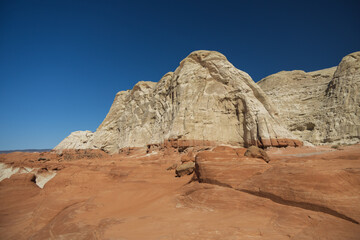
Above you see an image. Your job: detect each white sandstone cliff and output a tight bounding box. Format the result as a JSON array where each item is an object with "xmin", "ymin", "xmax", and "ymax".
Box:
[
  {"xmin": 55, "ymin": 50, "xmax": 301, "ymax": 153},
  {"xmin": 258, "ymin": 51, "xmax": 360, "ymax": 145}
]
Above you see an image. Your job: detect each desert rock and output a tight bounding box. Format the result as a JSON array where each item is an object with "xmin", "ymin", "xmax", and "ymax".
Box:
[
  {"xmin": 244, "ymin": 145, "xmax": 270, "ymax": 163},
  {"xmin": 55, "ymin": 50, "xmax": 301, "ymax": 153},
  {"xmin": 194, "ymin": 144, "xmax": 360, "ymax": 225},
  {"xmin": 195, "ymin": 146, "xmax": 269, "ymax": 188},
  {"xmin": 258, "ymin": 51, "xmax": 360, "ymax": 145},
  {"xmin": 175, "ymin": 162, "xmax": 195, "ymax": 177},
  {"xmin": 1, "ymin": 145, "xmax": 360, "ymax": 239},
  {"xmin": 54, "ymin": 130, "xmax": 93, "ymax": 150}
]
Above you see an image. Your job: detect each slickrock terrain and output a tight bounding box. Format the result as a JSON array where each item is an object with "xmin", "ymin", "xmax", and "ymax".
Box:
[
  {"xmin": 258, "ymin": 51, "xmax": 360, "ymax": 145},
  {"xmin": 1, "ymin": 145, "xmax": 360, "ymax": 239},
  {"xmin": 55, "ymin": 50, "xmax": 302, "ymax": 154},
  {"xmin": 3, "ymin": 50, "xmax": 359, "ymax": 239}
]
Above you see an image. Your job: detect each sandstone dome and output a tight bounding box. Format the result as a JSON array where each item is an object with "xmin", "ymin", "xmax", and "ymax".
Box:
[{"xmin": 55, "ymin": 50, "xmax": 302, "ymax": 153}]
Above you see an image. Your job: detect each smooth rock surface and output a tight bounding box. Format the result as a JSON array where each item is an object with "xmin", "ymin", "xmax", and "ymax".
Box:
[
  {"xmin": 195, "ymin": 144, "xmax": 360, "ymax": 225},
  {"xmin": 2, "ymin": 145, "xmax": 359, "ymax": 239}
]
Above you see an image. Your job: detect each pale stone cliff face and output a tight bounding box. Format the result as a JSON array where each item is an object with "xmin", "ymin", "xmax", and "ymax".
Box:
[
  {"xmin": 323, "ymin": 52, "xmax": 360, "ymax": 143},
  {"xmin": 258, "ymin": 51, "xmax": 360, "ymax": 145},
  {"xmin": 54, "ymin": 131, "xmax": 94, "ymax": 150},
  {"xmin": 55, "ymin": 50, "xmax": 301, "ymax": 153}
]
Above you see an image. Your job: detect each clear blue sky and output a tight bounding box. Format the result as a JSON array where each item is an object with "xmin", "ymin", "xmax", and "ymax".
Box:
[{"xmin": 0, "ymin": 0, "xmax": 359, "ymax": 150}]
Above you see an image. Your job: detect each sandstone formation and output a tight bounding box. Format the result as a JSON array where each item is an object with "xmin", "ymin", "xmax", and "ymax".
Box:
[
  {"xmin": 55, "ymin": 50, "xmax": 302, "ymax": 153},
  {"xmin": 258, "ymin": 51, "xmax": 360, "ymax": 145},
  {"xmin": 2, "ymin": 145, "xmax": 360, "ymax": 239},
  {"xmin": 194, "ymin": 144, "xmax": 360, "ymax": 225},
  {"xmin": 0, "ymin": 162, "xmax": 56, "ymax": 189},
  {"xmin": 55, "ymin": 130, "xmax": 94, "ymax": 150},
  {"xmin": 194, "ymin": 146, "xmax": 269, "ymax": 187}
]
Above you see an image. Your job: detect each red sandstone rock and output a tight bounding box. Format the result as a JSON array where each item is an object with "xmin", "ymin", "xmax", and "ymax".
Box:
[
  {"xmin": 195, "ymin": 146, "xmax": 270, "ymax": 187},
  {"xmin": 180, "ymin": 150, "xmax": 195, "ymax": 163},
  {"xmin": 0, "ymin": 145, "xmax": 359, "ymax": 239}
]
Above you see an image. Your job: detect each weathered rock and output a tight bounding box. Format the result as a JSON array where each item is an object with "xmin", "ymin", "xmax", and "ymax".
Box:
[
  {"xmin": 195, "ymin": 146, "xmax": 269, "ymax": 187},
  {"xmin": 194, "ymin": 144, "xmax": 360, "ymax": 225},
  {"xmin": 166, "ymin": 163, "xmax": 177, "ymax": 171},
  {"xmin": 175, "ymin": 162, "xmax": 195, "ymax": 177},
  {"xmin": 1, "ymin": 144, "xmax": 360, "ymax": 239},
  {"xmin": 244, "ymin": 146, "xmax": 270, "ymax": 163},
  {"xmin": 237, "ymin": 145, "xmax": 360, "ymax": 224},
  {"xmin": 180, "ymin": 150, "xmax": 195, "ymax": 163},
  {"xmin": 54, "ymin": 130, "xmax": 93, "ymax": 150},
  {"xmin": 55, "ymin": 50, "xmax": 301, "ymax": 153},
  {"xmin": 323, "ymin": 52, "xmax": 360, "ymax": 144},
  {"xmin": 33, "ymin": 169, "xmax": 57, "ymax": 189},
  {"xmin": 258, "ymin": 51, "xmax": 360, "ymax": 145}
]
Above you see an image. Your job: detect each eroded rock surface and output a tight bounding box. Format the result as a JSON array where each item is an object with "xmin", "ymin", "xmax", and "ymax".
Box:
[
  {"xmin": 54, "ymin": 130, "xmax": 94, "ymax": 150},
  {"xmin": 55, "ymin": 50, "xmax": 301, "ymax": 153},
  {"xmin": 2, "ymin": 146, "xmax": 359, "ymax": 239},
  {"xmin": 244, "ymin": 145, "xmax": 270, "ymax": 163},
  {"xmin": 194, "ymin": 144, "xmax": 360, "ymax": 226},
  {"xmin": 258, "ymin": 51, "xmax": 360, "ymax": 145}
]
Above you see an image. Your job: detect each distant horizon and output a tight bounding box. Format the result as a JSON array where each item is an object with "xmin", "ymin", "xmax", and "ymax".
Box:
[
  {"xmin": 1, "ymin": 0, "xmax": 359, "ymax": 150},
  {"xmin": 0, "ymin": 148, "xmax": 52, "ymax": 153}
]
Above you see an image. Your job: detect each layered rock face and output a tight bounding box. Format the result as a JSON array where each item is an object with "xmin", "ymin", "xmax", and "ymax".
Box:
[
  {"xmin": 55, "ymin": 50, "xmax": 301, "ymax": 153},
  {"xmin": 258, "ymin": 51, "xmax": 360, "ymax": 145},
  {"xmin": 323, "ymin": 52, "xmax": 360, "ymax": 143}
]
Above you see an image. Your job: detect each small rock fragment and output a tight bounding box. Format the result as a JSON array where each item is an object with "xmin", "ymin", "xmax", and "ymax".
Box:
[
  {"xmin": 175, "ymin": 162, "xmax": 195, "ymax": 177},
  {"xmin": 244, "ymin": 146, "xmax": 270, "ymax": 163}
]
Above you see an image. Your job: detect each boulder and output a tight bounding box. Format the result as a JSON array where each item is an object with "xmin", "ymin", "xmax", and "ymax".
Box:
[
  {"xmin": 175, "ymin": 162, "xmax": 195, "ymax": 177},
  {"xmin": 244, "ymin": 146, "xmax": 270, "ymax": 163},
  {"xmin": 180, "ymin": 150, "xmax": 195, "ymax": 163}
]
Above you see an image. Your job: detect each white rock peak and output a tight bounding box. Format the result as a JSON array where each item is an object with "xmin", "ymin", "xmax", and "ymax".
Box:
[{"xmin": 55, "ymin": 50, "xmax": 302, "ymax": 153}]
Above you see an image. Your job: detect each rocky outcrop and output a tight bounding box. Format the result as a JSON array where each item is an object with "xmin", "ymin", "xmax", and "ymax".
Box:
[
  {"xmin": 258, "ymin": 51, "xmax": 360, "ymax": 145},
  {"xmin": 54, "ymin": 130, "xmax": 94, "ymax": 150},
  {"xmin": 55, "ymin": 50, "xmax": 301, "ymax": 153},
  {"xmin": 323, "ymin": 52, "xmax": 360, "ymax": 144},
  {"xmin": 194, "ymin": 146, "xmax": 270, "ymax": 187},
  {"xmin": 194, "ymin": 145, "xmax": 360, "ymax": 225}
]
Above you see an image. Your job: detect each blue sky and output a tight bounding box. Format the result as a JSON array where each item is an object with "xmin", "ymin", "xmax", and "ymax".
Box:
[{"xmin": 0, "ymin": 0, "xmax": 359, "ymax": 150}]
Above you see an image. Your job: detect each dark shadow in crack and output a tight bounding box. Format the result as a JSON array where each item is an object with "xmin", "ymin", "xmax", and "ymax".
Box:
[{"xmin": 239, "ymin": 189, "xmax": 359, "ymax": 225}]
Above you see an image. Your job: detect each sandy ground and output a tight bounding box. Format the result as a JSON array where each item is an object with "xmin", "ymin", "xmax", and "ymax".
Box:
[{"xmin": 0, "ymin": 145, "xmax": 359, "ymax": 239}]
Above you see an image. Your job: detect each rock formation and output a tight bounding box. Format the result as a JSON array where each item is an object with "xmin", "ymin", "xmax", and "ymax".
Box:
[
  {"xmin": 258, "ymin": 51, "xmax": 360, "ymax": 145},
  {"xmin": 55, "ymin": 50, "xmax": 301, "ymax": 153},
  {"xmin": 194, "ymin": 145, "xmax": 360, "ymax": 225},
  {"xmin": 2, "ymin": 145, "xmax": 360, "ymax": 239},
  {"xmin": 54, "ymin": 130, "xmax": 94, "ymax": 150}
]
